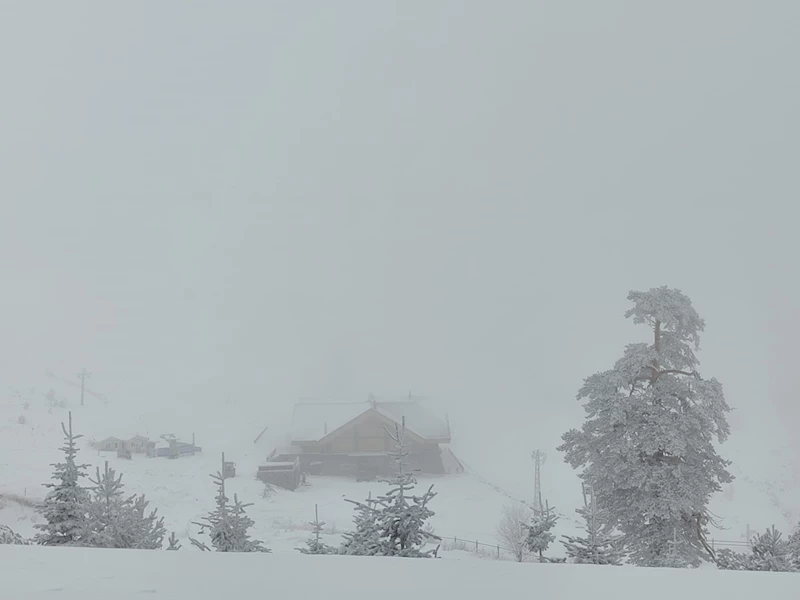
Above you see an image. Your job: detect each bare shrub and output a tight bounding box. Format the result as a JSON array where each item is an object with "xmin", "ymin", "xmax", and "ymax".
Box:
[{"xmin": 497, "ymin": 502, "xmax": 533, "ymax": 562}]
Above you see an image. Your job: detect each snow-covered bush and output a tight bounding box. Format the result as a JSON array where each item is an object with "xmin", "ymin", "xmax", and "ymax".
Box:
[
  {"xmin": 0, "ymin": 525, "xmax": 31, "ymax": 545},
  {"xmin": 496, "ymin": 503, "xmax": 532, "ymax": 562}
]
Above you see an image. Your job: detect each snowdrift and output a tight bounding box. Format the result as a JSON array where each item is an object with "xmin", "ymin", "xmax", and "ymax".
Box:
[{"xmin": 2, "ymin": 545, "xmax": 797, "ymax": 599}]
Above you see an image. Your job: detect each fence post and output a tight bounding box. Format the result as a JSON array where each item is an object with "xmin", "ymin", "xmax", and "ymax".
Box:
[
  {"xmin": 475, "ymin": 540, "xmax": 479, "ymax": 553},
  {"xmin": 497, "ymin": 544, "xmax": 500, "ymax": 559}
]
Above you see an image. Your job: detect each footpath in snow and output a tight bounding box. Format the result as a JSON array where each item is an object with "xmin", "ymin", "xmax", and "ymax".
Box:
[{"xmin": 2, "ymin": 545, "xmax": 798, "ymax": 599}]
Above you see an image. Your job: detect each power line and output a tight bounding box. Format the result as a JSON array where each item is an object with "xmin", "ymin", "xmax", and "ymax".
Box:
[
  {"xmin": 77, "ymin": 368, "xmax": 91, "ymax": 406},
  {"xmin": 531, "ymin": 450, "xmax": 547, "ymax": 516}
]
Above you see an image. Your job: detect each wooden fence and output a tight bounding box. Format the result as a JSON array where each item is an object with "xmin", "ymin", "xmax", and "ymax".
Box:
[{"xmin": 437, "ymin": 534, "xmax": 752, "ymax": 561}]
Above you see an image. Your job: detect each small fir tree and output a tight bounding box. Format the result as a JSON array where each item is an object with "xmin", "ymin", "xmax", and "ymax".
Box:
[
  {"xmin": 191, "ymin": 455, "xmax": 268, "ymax": 552},
  {"xmin": 373, "ymin": 419, "xmax": 439, "ymax": 557},
  {"xmin": 660, "ymin": 528, "xmax": 694, "ymax": 568},
  {"xmin": 561, "ymin": 484, "xmax": 623, "ymax": 565},
  {"xmin": 750, "ymin": 527, "xmax": 795, "ymax": 572},
  {"xmin": 85, "ymin": 461, "xmax": 166, "ymax": 549},
  {"xmin": 297, "ymin": 505, "xmax": 335, "ymax": 555},
  {"xmin": 524, "ymin": 505, "xmax": 558, "ymax": 562},
  {"xmin": 788, "ymin": 525, "xmax": 800, "ymax": 570},
  {"xmin": 341, "ymin": 493, "xmax": 382, "ymax": 556},
  {"xmin": 716, "ymin": 526, "xmax": 796, "ymax": 572},
  {"xmin": 35, "ymin": 412, "xmax": 91, "ymax": 546},
  {"xmin": 167, "ymin": 532, "xmax": 181, "ymax": 550},
  {"xmin": 341, "ymin": 418, "xmax": 440, "ymax": 557}
]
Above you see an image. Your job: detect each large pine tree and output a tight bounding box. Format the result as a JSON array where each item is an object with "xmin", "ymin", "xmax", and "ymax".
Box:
[
  {"xmin": 35, "ymin": 412, "xmax": 91, "ymax": 546},
  {"xmin": 558, "ymin": 287, "xmax": 733, "ymax": 567}
]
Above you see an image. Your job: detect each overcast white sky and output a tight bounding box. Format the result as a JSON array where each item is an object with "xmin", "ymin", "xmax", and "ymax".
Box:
[{"xmin": 1, "ymin": 2, "xmax": 798, "ymax": 484}]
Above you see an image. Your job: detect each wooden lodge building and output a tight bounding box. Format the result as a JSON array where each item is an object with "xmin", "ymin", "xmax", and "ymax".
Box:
[{"xmin": 265, "ymin": 396, "xmax": 463, "ymax": 481}]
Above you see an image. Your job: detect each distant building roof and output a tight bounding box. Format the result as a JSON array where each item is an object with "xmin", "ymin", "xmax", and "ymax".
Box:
[
  {"xmin": 94, "ymin": 436, "xmax": 125, "ymax": 444},
  {"xmin": 290, "ymin": 397, "xmax": 450, "ymax": 444}
]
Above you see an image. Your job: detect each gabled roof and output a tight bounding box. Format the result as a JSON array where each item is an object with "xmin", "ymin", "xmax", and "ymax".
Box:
[
  {"xmin": 290, "ymin": 398, "xmax": 450, "ymax": 444},
  {"xmin": 95, "ymin": 436, "xmax": 124, "ymax": 444}
]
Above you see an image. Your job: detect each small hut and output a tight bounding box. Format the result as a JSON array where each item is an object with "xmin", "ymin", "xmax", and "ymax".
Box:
[
  {"xmin": 93, "ymin": 437, "xmax": 125, "ymax": 452},
  {"xmin": 125, "ymin": 435, "xmax": 151, "ymax": 454}
]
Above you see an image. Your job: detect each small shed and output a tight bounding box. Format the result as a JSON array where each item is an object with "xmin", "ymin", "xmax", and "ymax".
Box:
[
  {"xmin": 125, "ymin": 435, "xmax": 151, "ymax": 454},
  {"xmin": 257, "ymin": 459, "xmax": 301, "ymax": 491}
]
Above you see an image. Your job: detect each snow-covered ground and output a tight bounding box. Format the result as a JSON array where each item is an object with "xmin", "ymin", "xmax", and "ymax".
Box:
[
  {"xmin": 3, "ymin": 544, "xmax": 798, "ymax": 599},
  {"xmin": 1, "ymin": 375, "xmax": 798, "ymax": 558}
]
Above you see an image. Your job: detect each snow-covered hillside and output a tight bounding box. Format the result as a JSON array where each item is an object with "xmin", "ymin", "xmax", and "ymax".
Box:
[
  {"xmin": 3, "ymin": 545, "xmax": 798, "ymax": 599},
  {"xmin": 1, "ymin": 375, "xmax": 798, "ymax": 557},
  {"xmin": 2, "ymin": 382, "xmax": 570, "ymax": 556}
]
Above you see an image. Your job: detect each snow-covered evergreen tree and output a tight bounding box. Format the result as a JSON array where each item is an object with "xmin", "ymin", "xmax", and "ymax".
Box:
[
  {"xmin": 35, "ymin": 412, "xmax": 91, "ymax": 546},
  {"xmin": 788, "ymin": 525, "xmax": 800, "ymax": 570},
  {"xmin": 341, "ymin": 493, "xmax": 382, "ymax": 556},
  {"xmin": 717, "ymin": 526, "xmax": 797, "ymax": 572},
  {"xmin": 561, "ymin": 484, "xmax": 623, "ymax": 565},
  {"xmin": 297, "ymin": 505, "xmax": 335, "ymax": 555},
  {"xmin": 750, "ymin": 527, "xmax": 795, "ymax": 572},
  {"xmin": 191, "ymin": 462, "xmax": 268, "ymax": 553},
  {"xmin": 524, "ymin": 507, "xmax": 558, "ymax": 562},
  {"xmin": 0, "ymin": 525, "xmax": 31, "ymax": 545},
  {"xmin": 341, "ymin": 419, "xmax": 439, "ymax": 557},
  {"xmin": 85, "ymin": 461, "xmax": 166, "ymax": 549},
  {"xmin": 167, "ymin": 532, "xmax": 181, "ymax": 550},
  {"xmin": 559, "ymin": 287, "xmax": 733, "ymax": 567},
  {"xmin": 374, "ymin": 419, "xmax": 439, "ymax": 557}
]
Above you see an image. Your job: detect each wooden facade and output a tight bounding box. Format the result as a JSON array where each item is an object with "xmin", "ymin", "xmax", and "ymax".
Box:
[{"xmin": 267, "ymin": 400, "xmax": 452, "ymax": 481}]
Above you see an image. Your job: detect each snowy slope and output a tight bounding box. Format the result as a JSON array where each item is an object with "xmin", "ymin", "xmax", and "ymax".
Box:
[
  {"xmin": 2, "ymin": 377, "xmax": 798, "ymax": 557},
  {"xmin": 1, "ymin": 388, "xmax": 564, "ymax": 556},
  {"xmin": 3, "ymin": 545, "xmax": 798, "ymax": 599}
]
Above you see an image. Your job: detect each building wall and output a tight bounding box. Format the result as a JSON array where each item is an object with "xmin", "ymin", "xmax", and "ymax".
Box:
[
  {"xmin": 97, "ymin": 439, "xmax": 124, "ymax": 451},
  {"xmin": 125, "ymin": 439, "xmax": 149, "ymax": 453},
  {"xmin": 287, "ymin": 416, "xmax": 447, "ymax": 478}
]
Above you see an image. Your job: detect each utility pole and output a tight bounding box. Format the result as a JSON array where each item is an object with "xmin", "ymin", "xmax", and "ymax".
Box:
[
  {"xmin": 531, "ymin": 450, "xmax": 547, "ymax": 516},
  {"xmin": 77, "ymin": 369, "xmax": 91, "ymax": 406}
]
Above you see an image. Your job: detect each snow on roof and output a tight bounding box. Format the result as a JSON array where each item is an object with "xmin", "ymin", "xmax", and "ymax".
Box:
[
  {"xmin": 291, "ymin": 401, "xmax": 369, "ymax": 442},
  {"xmin": 290, "ymin": 398, "xmax": 450, "ymax": 443},
  {"xmin": 375, "ymin": 400, "xmax": 450, "ymax": 441}
]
